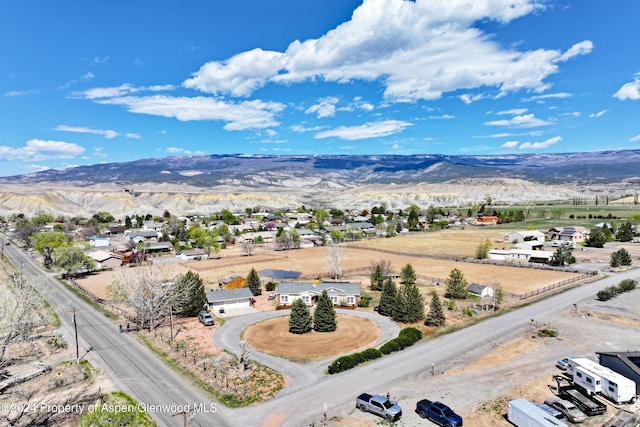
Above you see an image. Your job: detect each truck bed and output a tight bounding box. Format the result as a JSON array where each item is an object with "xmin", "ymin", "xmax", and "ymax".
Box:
[{"xmin": 560, "ymin": 387, "xmax": 606, "ymax": 416}]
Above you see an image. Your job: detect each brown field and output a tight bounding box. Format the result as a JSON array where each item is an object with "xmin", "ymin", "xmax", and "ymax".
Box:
[{"xmin": 78, "ymin": 228, "xmax": 581, "ymax": 301}]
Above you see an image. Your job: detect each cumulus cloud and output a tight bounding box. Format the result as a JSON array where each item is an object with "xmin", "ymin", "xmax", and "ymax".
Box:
[
  {"xmin": 500, "ymin": 140, "xmax": 519, "ymax": 148},
  {"xmin": 631, "ymin": 134, "xmax": 640, "ymax": 142},
  {"xmin": 0, "ymin": 139, "xmax": 85, "ymax": 161},
  {"xmin": 315, "ymin": 119, "xmax": 411, "ymax": 140},
  {"xmin": 305, "ymin": 97, "xmax": 340, "ymax": 118},
  {"xmin": 55, "ymin": 125, "xmax": 119, "ymax": 139},
  {"xmin": 95, "ymin": 95, "xmax": 284, "ymax": 131},
  {"xmin": 182, "ymin": 0, "xmax": 590, "ymax": 102},
  {"xmin": 614, "ymin": 79, "xmax": 640, "ymax": 100},
  {"xmin": 485, "ymin": 113, "xmax": 551, "ymax": 128}
]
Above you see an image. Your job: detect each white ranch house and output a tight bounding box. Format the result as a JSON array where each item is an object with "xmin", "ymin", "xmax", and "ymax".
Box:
[
  {"xmin": 276, "ymin": 281, "xmax": 361, "ymax": 307},
  {"xmin": 206, "ymin": 288, "xmax": 254, "ymax": 314}
]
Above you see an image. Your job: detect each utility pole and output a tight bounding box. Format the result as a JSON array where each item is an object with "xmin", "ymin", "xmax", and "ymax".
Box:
[{"xmin": 71, "ymin": 307, "xmax": 79, "ymax": 363}]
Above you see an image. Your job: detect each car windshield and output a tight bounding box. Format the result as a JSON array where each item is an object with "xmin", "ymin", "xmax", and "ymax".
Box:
[{"xmin": 383, "ymin": 400, "xmax": 394, "ymax": 409}]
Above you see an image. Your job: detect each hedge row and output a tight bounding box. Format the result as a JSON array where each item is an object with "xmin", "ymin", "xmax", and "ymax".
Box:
[
  {"xmin": 597, "ymin": 279, "xmax": 637, "ymax": 301},
  {"xmin": 380, "ymin": 327, "xmax": 422, "ymax": 355},
  {"xmin": 327, "ymin": 327, "xmax": 422, "ymax": 374}
]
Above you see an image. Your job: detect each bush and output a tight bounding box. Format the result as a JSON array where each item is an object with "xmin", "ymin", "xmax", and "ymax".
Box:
[
  {"xmin": 399, "ymin": 327, "xmax": 422, "ymax": 344},
  {"xmin": 328, "ymin": 348, "xmax": 383, "ymax": 374},
  {"xmin": 265, "ymin": 282, "xmax": 277, "ymax": 292}
]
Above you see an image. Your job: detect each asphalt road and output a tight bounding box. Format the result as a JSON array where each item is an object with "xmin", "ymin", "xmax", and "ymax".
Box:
[
  {"xmin": 5, "ymin": 239, "xmax": 638, "ymax": 427},
  {"xmin": 2, "ymin": 243, "xmax": 231, "ymax": 427}
]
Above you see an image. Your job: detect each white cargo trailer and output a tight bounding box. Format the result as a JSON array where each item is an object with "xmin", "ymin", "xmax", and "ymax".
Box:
[
  {"xmin": 567, "ymin": 357, "xmax": 636, "ymax": 403},
  {"xmin": 507, "ymin": 399, "xmax": 568, "ymax": 427}
]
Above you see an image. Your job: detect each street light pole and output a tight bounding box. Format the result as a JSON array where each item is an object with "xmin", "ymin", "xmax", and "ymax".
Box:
[{"xmin": 72, "ymin": 307, "xmax": 79, "ymax": 363}]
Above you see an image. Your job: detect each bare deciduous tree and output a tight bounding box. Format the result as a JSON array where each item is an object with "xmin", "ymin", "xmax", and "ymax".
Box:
[
  {"xmin": 241, "ymin": 241, "xmax": 255, "ymax": 257},
  {"xmin": 0, "ymin": 276, "xmax": 51, "ymax": 367},
  {"xmin": 108, "ymin": 264, "xmax": 176, "ymax": 331},
  {"xmin": 326, "ymin": 242, "xmax": 343, "ymax": 280}
]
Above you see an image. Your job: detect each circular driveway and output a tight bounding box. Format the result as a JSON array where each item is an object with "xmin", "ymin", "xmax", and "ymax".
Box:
[{"xmin": 213, "ymin": 308, "xmax": 401, "ymax": 395}]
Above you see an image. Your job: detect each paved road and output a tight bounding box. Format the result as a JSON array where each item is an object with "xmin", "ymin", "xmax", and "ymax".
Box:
[
  {"xmin": 7, "ymin": 238, "xmax": 638, "ymax": 427},
  {"xmin": 3, "ymin": 243, "xmax": 231, "ymax": 427}
]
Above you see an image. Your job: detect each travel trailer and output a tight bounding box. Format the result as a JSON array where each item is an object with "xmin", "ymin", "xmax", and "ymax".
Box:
[{"xmin": 567, "ymin": 357, "xmax": 636, "ymax": 403}]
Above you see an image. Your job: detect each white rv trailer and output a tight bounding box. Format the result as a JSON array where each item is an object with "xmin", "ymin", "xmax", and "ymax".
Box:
[
  {"xmin": 508, "ymin": 399, "xmax": 568, "ymax": 427},
  {"xmin": 567, "ymin": 357, "xmax": 636, "ymax": 403}
]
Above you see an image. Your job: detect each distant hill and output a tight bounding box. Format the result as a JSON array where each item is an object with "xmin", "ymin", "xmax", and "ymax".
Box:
[{"xmin": 0, "ymin": 150, "xmax": 638, "ymax": 218}]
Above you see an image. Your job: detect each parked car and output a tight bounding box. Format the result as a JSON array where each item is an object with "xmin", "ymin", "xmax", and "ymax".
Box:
[
  {"xmin": 556, "ymin": 357, "xmax": 572, "ymax": 370},
  {"xmin": 544, "ymin": 398, "xmax": 585, "ymax": 423},
  {"xmin": 198, "ymin": 311, "xmax": 215, "ymax": 326}
]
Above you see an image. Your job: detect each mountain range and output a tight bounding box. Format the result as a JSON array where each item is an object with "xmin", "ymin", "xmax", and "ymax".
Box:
[{"xmin": 1, "ymin": 150, "xmax": 637, "ymax": 218}]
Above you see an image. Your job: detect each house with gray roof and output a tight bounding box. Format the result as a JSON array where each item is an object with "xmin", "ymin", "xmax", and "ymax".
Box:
[
  {"xmin": 206, "ymin": 288, "xmax": 254, "ymax": 314},
  {"xmin": 276, "ymin": 281, "xmax": 360, "ymax": 308}
]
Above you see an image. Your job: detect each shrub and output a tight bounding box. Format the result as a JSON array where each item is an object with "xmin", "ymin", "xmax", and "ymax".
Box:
[{"xmin": 265, "ymin": 282, "xmax": 277, "ymax": 292}]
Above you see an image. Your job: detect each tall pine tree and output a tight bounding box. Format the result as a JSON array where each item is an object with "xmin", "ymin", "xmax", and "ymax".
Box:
[
  {"xmin": 370, "ymin": 264, "xmax": 385, "ymax": 291},
  {"xmin": 313, "ymin": 290, "xmax": 337, "ymax": 332},
  {"xmin": 425, "ymin": 291, "xmax": 445, "ymax": 326},
  {"xmin": 289, "ymin": 298, "xmax": 312, "ymax": 334},
  {"xmin": 378, "ymin": 278, "xmax": 397, "ymax": 317},
  {"xmin": 246, "ymin": 267, "xmax": 262, "ymax": 296},
  {"xmin": 400, "ymin": 263, "xmax": 417, "ymax": 285},
  {"xmin": 404, "ymin": 282, "xmax": 425, "ymax": 322},
  {"xmin": 446, "ymin": 268, "xmax": 468, "ymax": 299}
]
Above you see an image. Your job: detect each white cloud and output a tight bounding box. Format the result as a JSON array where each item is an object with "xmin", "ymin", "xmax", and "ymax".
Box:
[
  {"xmin": 459, "ymin": 93, "xmax": 486, "ymax": 104},
  {"xmin": 126, "ymin": 133, "xmax": 141, "ymax": 139},
  {"xmin": 0, "ymin": 139, "xmax": 85, "ymax": 161},
  {"xmin": 500, "ymin": 140, "xmax": 519, "ymax": 148},
  {"xmin": 518, "ymin": 136, "xmax": 561, "ymax": 149},
  {"xmin": 485, "ymin": 113, "xmax": 551, "ymax": 128},
  {"xmin": 182, "ymin": 0, "xmax": 589, "ymax": 103},
  {"xmin": 429, "ymin": 114, "xmax": 455, "ymax": 120},
  {"xmin": 55, "ymin": 125, "xmax": 119, "ymax": 139},
  {"xmin": 79, "ymin": 84, "xmax": 175, "ymax": 100},
  {"xmin": 589, "ymin": 110, "xmax": 607, "ymax": 118},
  {"xmin": 525, "ymin": 92, "xmax": 572, "ymax": 101},
  {"xmin": 614, "ymin": 79, "xmax": 640, "ymax": 100},
  {"xmin": 631, "ymin": 134, "xmax": 640, "ymax": 142},
  {"xmin": 4, "ymin": 89, "xmax": 39, "ymax": 97},
  {"xmin": 290, "ymin": 124, "xmax": 325, "ymax": 133},
  {"xmin": 305, "ymin": 97, "xmax": 340, "ymax": 118},
  {"xmin": 315, "ymin": 119, "xmax": 411, "ymax": 140},
  {"xmin": 497, "ymin": 108, "xmax": 528, "ymax": 115},
  {"xmin": 95, "ymin": 95, "xmax": 284, "ymax": 131}
]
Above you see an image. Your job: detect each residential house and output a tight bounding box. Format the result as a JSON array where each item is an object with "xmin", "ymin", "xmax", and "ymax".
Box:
[
  {"xmin": 126, "ymin": 230, "xmax": 159, "ymax": 244},
  {"xmin": 175, "ymin": 248, "xmax": 208, "ymax": 260},
  {"xmin": 475, "ymin": 215, "xmax": 499, "ymax": 225},
  {"xmin": 206, "ymin": 288, "xmax": 254, "ymax": 314},
  {"xmin": 88, "ymin": 250, "xmax": 123, "ymax": 269},
  {"xmin": 547, "ymin": 226, "xmax": 589, "ymax": 243},
  {"xmin": 143, "ymin": 221, "xmax": 164, "ymax": 231},
  {"xmin": 275, "ymin": 281, "xmax": 361, "ymax": 308},
  {"xmin": 236, "ymin": 231, "xmax": 275, "ymax": 244},
  {"xmin": 141, "ymin": 241, "xmax": 173, "ymax": 254}
]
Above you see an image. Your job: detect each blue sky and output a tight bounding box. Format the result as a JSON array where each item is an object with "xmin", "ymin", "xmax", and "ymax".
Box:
[{"xmin": 1, "ymin": 0, "xmax": 640, "ymax": 177}]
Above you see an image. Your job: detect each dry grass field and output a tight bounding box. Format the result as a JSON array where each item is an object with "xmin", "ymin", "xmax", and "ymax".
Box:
[{"xmin": 78, "ymin": 228, "xmax": 582, "ymax": 301}]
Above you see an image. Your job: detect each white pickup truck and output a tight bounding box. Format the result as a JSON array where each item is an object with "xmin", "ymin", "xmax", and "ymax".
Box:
[{"xmin": 356, "ymin": 393, "xmax": 402, "ymax": 422}]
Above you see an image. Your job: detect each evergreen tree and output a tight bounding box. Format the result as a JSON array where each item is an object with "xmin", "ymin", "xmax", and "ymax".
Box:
[
  {"xmin": 446, "ymin": 268, "xmax": 468, "ymax": 299},
  {"xmin": 396, "ymin": 282, "xmax": 424, "ymax": 323},
  {"xmin": 392, "ymin": 288, "xmax": 408, "ymax": 322},
  {"xmin": 370, "ymin": 264, "xmax": 385, "ymax": 291},
  {"xmin": 173, "ymin": 270, "xmax": 207, "ymax": 317},
  {"xmin": 424, "ymin": 291, "xmax": 445, "ymax": 326},
  {"xmin": 616, "ymin": 221, "xmax": 634, "ymax": 242},
  {"xmin": 585, "ymin": 228, "xmax": 608, "ymax": 248},
  {"xmin": 313, "ymin": 290, "xmax": 337, "ymax": 332},
  {"xmin": 378, "ymin": 278, "xmax": 397, "ymax": 317},
  {"xmin": 289, "ymin": 298, "xmax": 312, "ymax": 334},
  {"xmin": 549, "ymin": 245, "xmax": 576, "ymax": 266},
  {"xmin": 246, "ymin": 267, "xmax": 262, "ymax": 296},
  {"xmin": 611, "ymin": 248, "xmax": 633, "ymax": 267},
  {"xmin": 400, "ymin": 263, "xmax": 417, "ymax": 285}
]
